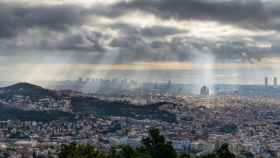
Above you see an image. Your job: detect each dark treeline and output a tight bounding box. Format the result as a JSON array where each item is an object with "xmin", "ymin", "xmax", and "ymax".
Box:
[{"xmin": 55, "ymin": 128, "xmax": 236, "ymax": 158}]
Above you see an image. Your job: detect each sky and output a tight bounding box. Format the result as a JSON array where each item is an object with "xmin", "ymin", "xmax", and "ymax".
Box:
[{"xmin": 0, "ymin": 0, "xmax": 280, "ymax": 85}]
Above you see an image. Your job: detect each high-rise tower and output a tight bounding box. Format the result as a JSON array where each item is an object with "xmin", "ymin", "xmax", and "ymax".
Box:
[
  {"xmin": 265, "ymin": 77, "xmax": 269, "ymax": 86},
  {"xmin": 200, "ymin": 86, "xmax": 210, "ymax": 96},
  {"xmin": 274, "ymin": 77, "xmax": 278, "ymax": 87}
]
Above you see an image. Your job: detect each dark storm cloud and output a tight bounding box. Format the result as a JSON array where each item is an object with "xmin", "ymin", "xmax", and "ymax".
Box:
[
  {"xmin": 0, "ymin": 30, "xmax": 109, "ymax": 54},
  {"xmin": 108, "ymin": 23, "xmax": 187, "ymax": 37},
  {"xmin": 0, "ymin": 0, "xmax": 276, "ymax": 64},
  {"xmin": 55, "ymin": 31, "xmax": 107, "ymax": 52},
  {"xmin": 109, "ymin": 34, "xmax": 271, "ymax": 63},
  {"xmin": 0, "ymin": 2, "xmax": 86, "ymax": 38},
  {"xmin": 114, "ymin": 0, "xmax": 280, "ymax": 31},
  {"xmin": 0, "ymin": 0, "xmax": 112, "ymax": 53},
  {"xmin": 0, "ymin": 31, "xmax": 271, "ymax": 64}
]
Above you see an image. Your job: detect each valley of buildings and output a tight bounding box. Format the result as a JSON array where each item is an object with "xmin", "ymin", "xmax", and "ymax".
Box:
[{"xmin": 0, "ymin": 77, "xmax": 279, "ymax": 158}]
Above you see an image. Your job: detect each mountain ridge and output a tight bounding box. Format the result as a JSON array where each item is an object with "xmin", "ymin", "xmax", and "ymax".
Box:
[{"xmin": 0, "ymin": 82, "xmax": 58, "ymax": 101}]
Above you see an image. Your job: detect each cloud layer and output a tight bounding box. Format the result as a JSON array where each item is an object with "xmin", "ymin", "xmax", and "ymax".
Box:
[
  {"xmin": 0, "ymin": 0, "xmax": 279, "ymax": 65},
  {"xmin": 115, "ymin": 0, "xmax": 280, "ymax": 31}
]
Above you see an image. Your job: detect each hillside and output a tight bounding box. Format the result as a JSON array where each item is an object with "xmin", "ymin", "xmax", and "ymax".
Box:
[
  {"xmin": 71, "ymin": 96, "xmax": 177, "ymax": 122},
  {"xmin": 0, "ymin": 83, "xmax": 177, "ymax": 122},
  {"xmin": 0, "ymin": 82, "xmax": 58, "ymax": 101},
  {"xmin": 0, "ymin": 103, "xmax": 73, "ymax": 122}
]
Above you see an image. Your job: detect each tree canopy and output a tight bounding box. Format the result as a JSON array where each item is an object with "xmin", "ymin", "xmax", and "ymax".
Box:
[{"xmin": 57, "ymin": 128, "xmax": 236, "ymax": 158}]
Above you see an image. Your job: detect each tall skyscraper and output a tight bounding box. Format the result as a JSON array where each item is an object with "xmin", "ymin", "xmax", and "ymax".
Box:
[
  {"xmin": 265, "ymin": 77, "xmax": 269, "ymax": 86},
  {"xmin": 200, "ymin": 86, "xmax": 210, "ymax": 96},
  {"xmin": 274, "ymin": 77, "xmax": 278, "ymax": 87}
]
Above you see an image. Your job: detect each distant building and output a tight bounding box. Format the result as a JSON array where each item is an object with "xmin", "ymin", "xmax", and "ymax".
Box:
[
  {"xmin": 265, "ymin": 77, "xmax": 269, "ymax": 86},
  {"xmin": 167, "ymin": 80, "xmax": 172, "ymax": 88},
  {"xmin": 274, "ymin": 77, "xmax": 278, "ymax": 87},
  {"xmin": 200, "ymin": 86, "xmax": 210, "ymax": 96},
  {"xmin": 78, "ymin": 77, "xmax": 83, "ymax": 83}
]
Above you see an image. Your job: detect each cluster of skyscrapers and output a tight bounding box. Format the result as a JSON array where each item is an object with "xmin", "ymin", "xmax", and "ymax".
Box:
[{"xmin": 265, "ymin": 77, "xmax": 278, "ymax": 87}]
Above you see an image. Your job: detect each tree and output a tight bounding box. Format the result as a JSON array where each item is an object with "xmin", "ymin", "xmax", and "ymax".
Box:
[
  {"xmin": 111, "ymin": 145, "xmax": 138, "ymax": 158},
  {"xmin": 109, "ymin": 145, "xmax": 153, "ymax": 158},
  {"xmin": 58, "ymin": 143, "xmax": 106, "ymax": 158},
  {"xmin": 216, "ymin": 144, "xmax": 235, "ymax": 158},
  {"xmin": 179, "ymin": 153, "xmax": 192, "ymax": 158},
  {"xmin": 200, "ymin": 153, "xmax": 219, "ymax": 158},
  {"xmin": 198, "ymin": 144, "xmax": 235, "ymax": 158},
  {"xmin": 239, "ymin": 150, "xmax": 254, "ymax": 158},
  {"xmin": 55, "ymin": 129, "xmax": 239, "ymax": 158},
  {"xmin": 140, "ymin": 128, "xmax": 177, "ymax": 158}
]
